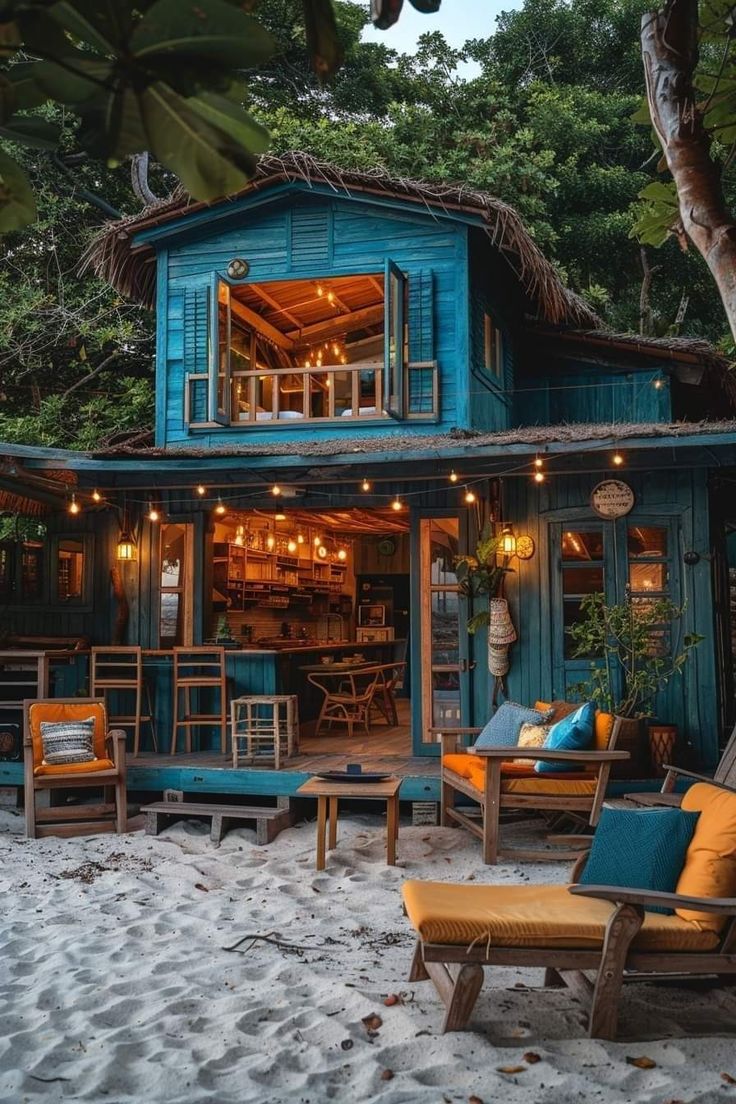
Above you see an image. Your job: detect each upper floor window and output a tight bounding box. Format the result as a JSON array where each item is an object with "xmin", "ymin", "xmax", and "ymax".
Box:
[
  {"xmin": 185, "ymin": 267, "xmax": 437, "ymax": 428},
  {"xmin": 483, "ymin": 312, "xmax": 504, "ymax": 380}
]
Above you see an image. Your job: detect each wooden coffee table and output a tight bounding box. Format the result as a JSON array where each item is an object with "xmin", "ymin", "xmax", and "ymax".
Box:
[{"xmin": 296, "ymin": 776, "xmax": 401, "ymax": 870}]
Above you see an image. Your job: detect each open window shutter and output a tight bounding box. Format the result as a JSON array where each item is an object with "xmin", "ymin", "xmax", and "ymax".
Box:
[
  {"xmin": 408, "ymin": 269, "xmax": 434, "ymax": 362},
  {"xmin": 384, "ymin": 259, "xmax": 406, "ymax": 420},
  {"xmin": 183, "ymin": 285, "xmax": 211, "ymax": 424},
  {"xmin": 207, "ymin": 277, "xmax": 229, "ymax": 426}
]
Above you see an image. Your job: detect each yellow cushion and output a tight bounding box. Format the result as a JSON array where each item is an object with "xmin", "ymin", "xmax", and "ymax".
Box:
[
  {"xmin": 34, "ymin": 757, "xmax": 115, "ymax": 777},
  {"xmin": 675, "ymin": 782, "xmax": 736, "ymax": 933},
  {"xmin": 28, "ymin": 701, "xmax": 108, "ymax": 765},
  {"xmin": 513, "ymin": 722, "xmax": 550, "ymax": 766},
  {"xmin": 402, "ymin": 881, "xmax": 718, "ymax": 953},
  {"xmin": 501, "ymin": 775, "xmax": 597, "ymax": 796}
]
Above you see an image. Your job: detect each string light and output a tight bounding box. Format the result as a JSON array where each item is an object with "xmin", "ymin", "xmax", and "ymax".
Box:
[
  {"xmin": 449, "ymin": 470, "xmax": 458, "ymax": 483},
  {"xmin": 392, "ymin": 496, "xmax": 403, "ymax": 511},
  {"xmin": 297, "ymin": 533, "xmax": 305, "ymax": 544},
  {"xmin": 534, "ymin": 457, "xmax": 544, "ymax": 470},
  {"xmin": 287, "ymin": 539, "xmax": 298, "ymax": 553},
  {"xmin": 196, "ymin": 484, "xmax": 206, "ymax": 496},
  {"xmin": 464, "ymin": 488, "xmax": 477, "ymax": 505},
  {"xmin": 214, "ymin": 497, "xmax": 226, "ymax": 515},
  {"xmin": 612, "ymin": 451, "xmax": 624, "ymax": 467},
  {"xmin": 68, "ymin": 493, "xmax": 80, "ymax": 515},
  {"xmin": 653, "ymin": 377, "xmax": 664, "ymax": 390},
  {"xmin": 234, "ymin": 526, "xmax": 245, "ymax": 548},
  {"xmin": 91, "ymin": 488, "xmax": 102, "ymax": 503},
  {"xmin": 533, "ymin": 470, "xmax": 545, "ymax": 484},
  {"xmin": 274, "ymin": 513, "xmax": 286, "ymax": 521},
  {"xmin": 361, "ymin": 478, "xmax": 371, "ymax": 492},
  {"xmin": 314, "ymin": 535, "xmax": 322, "ymax": 546},
  {"xmin": 316, "ymin": 284, "xmax": 324, "ymax": 297},
  {"xmin": 271, "ymin": 484, "xmax": 281, "ymax": 496},
  {"xmin": 337, "ymin": 548, "xmax": 348, "ymax": 562},
  {"xmin": 147, "ymin": 501, "xmax": 160, "ymax": 522}
]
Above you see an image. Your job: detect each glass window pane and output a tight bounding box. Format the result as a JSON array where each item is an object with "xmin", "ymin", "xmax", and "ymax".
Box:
[
  {"xmin": 563, "ymin": 599, "xmax": 601, "ymax": 658},
  {"xmin": 57, "ymin": 539, "xmax": 84, "ymax": 600},
  {"xmin": 562, "ymin": 530, "xmax": 604, "ymax": 561},
  {"xmin": 160, "ymin": 593, "xmax": 181, "ymax": 649},
  {"xmin": 0, "ymin": 544, "xmax": 12, "ymax": 600},
  {"xmin": 431, "ymin": 670, "xmax": 460, "ymax": 727},
  {"xmin": 21, "ymin": 544, "xmax": 43, "ymax": 601},
  {"xmin": 629, "ymin": 562, "xmax": 668, "ymax": 593},
  {"xmin": 161, "ymin": 525, "xmax": 185, "ymax": 588},
  {"xmin": 628, "ymin": 525, "xmax": 667, "ymax": 558},
  {"xmin": 562, "ymin": 566, "xmax": 604, "ymax": 595},
  {"xmin": 429, "ymin": 519, "xmax": 459, "ymax": 583}
]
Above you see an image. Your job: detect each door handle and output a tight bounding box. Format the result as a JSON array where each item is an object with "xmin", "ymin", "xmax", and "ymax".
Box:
[{"xmin": 459, "ymin": 659, "xmax": 477, "ymax": 672}]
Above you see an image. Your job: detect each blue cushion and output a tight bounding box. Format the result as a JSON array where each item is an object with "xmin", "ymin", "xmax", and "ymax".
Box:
[
  {"xmin": 474, "ymin": 702, "xmax": 550, "ymax": 749},
  {"xmin": 535, "ymin": 701, "xmax": 596, "ymax": 773},
  {"xmin": 578, "ymin": 806, "xmax": 700, "ymax": 914}
]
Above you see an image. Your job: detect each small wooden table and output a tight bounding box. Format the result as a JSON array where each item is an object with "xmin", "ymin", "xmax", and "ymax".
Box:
[{"xmin": 296, "ymin": 776, "xmax": 401, "ymax": 870}]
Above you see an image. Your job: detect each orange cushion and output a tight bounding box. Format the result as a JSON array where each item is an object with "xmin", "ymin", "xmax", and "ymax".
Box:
[
  {"xmin": 675, "ymin": 782, "xmax": 736, "ymax": 932},
  {"xmin": 34, "ymin": 757, "xmax": 115, "ymax": 777},
  {"xmin": 28, "ymin": 701, "xmax": 108, "ymax": 765}
]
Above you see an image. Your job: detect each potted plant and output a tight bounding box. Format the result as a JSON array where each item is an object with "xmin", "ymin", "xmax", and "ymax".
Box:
[
  {"xmin": 455, "ymin": 523, "xmax": 515, "ymax": 676},
  {"xmin": 568, "ymin": 590, "xmax": 702, "ymax": 774}
]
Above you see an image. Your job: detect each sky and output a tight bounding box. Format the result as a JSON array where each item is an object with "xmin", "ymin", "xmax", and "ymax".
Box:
[{"xmin": 360, "ymin": 0, "xmax": 521, "ymax": 54}]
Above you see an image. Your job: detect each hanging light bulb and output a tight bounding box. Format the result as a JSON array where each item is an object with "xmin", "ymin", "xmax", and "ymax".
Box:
[
  {"xmin": 196, "ymin": 484, "xmax": 206, "ymax": 496},
  {"xmin": 327, "ymin": 291, "xmax": 335, "ymax": 304},
  {"xmin": 214, "ymin": 497, "xmax": 226, "ymax": 515},
  {"xmin": 91, "ymin": 488, "xmax": 102, "ymax": 503},
  {"xmin": 314, "ymin": 535, "xmax": 322, "ymax": 546},
  {"xmin": 654, "ymin": 377, "xmax": 664, "ymax": 390},
  {"xmin": 392, "ymin": 496, "xmax": 402, "ymax": 512},
  {"xmin": 287, "ymin": 538, "xmax": 298, "ymax": 553},
  {"xmin": 297, "ymin": 533, "xmax": 305, "ymax": 544},
  {"xmin": 271, "ymin": 484, "xmax": 281, "ymax": 496},
  {"xmin": 449, "ymin": 470, "xmax": 458, "ymax": 483},
  {"xmin": 464, "ymin": 488, "xmax": 477, "ymax": 505},
  {"xmin": 266, "ymin": 533, "xmax": 275, "ymax": 551},
  {"xmin": 316, "ymin": 284, "xmax": 324, "ymax": 297},
  {"xmin": 234, "ymin": 526, "xmax": 244, "ymax": 547},
  {"xmin": 533, "ymin": 470, "xmax": 545, "ymax": 484},
  {"xmin": 147, "ymin": 501, "xmax": 160, "ymax": 522},
  {"xmin": 612, "ymin": 451, "xmax": 624, "ymax": 467},
  {"xmin": 68, "ymin": 493, "xmax": 80, "ymax": 515},
  {"xmin": 337, "ymin": 548, "xmax": 348, "ymax": 562},
  {"xmin": 274, "ymin": 513, "xmax": 286, "ymax": 521},
  {"xmin": 534, "ymin": 456, "xmax": 544, "ymax": 470},
  {"xmin": 361, "ymin": 478, "xmax": 371, "ymax": 492}
]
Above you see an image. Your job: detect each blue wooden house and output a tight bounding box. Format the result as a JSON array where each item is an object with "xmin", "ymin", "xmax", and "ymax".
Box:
[{"xmin": 2, "ymin": 153, "xmax": 736, "ymax": 799}]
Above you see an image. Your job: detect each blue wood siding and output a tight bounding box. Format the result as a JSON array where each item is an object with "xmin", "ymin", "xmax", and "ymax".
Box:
[
  {"xmin": 467, "ymin": 230, "xmax": 519, "ymax": 432},
  {"xmin": 515, "ymin": 357, "xmax": 673, "ymax": 426},
  {"xmin": 157, "ymin": 193, "xmax": 468, "ymax": 447}
]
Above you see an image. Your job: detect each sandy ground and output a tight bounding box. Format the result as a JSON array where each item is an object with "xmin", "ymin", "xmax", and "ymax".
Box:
[{"xmin": 2, "ymin": 806, "xmax": 736, "ymax": 1104}]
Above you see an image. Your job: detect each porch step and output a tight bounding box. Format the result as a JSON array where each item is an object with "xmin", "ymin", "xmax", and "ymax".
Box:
[{"xmin": 141, "ymin": 800, "xmax": 292, "ymax": 846}]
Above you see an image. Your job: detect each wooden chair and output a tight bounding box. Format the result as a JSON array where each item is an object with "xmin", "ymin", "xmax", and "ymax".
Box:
[
  {"xmin": 91, "ymin": 646, "xmax": 156, "ymax": 756},
  {"xmin": 307, "ymin": 665, "xmax": 383, "ymax": 739},
  {"xmin": 438, "ymin": 707, "xmax": 628, "ymax": 864},
  {"xmin": 403, "ymin": 781, "xmax": 736, "ymax": 1039},
  {"xmin": 370, "ymin": 661, "xmax": 406, "ymax": 727},
  {"xmin": 171, "ymin": 647, "xmax": 228, "ymax": 755},
  {"xmin": 24, "ymin": 698, "xmax": 127, "ymax": 838},
  {"xmin": 625, "ymin": 721, "xmax": 736, "ymax": 808}
]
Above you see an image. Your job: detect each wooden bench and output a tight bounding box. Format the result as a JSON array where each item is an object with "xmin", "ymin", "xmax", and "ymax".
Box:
[{"xmin": 141, "ymin": 800, "xmax": 292, "ymax": 846}]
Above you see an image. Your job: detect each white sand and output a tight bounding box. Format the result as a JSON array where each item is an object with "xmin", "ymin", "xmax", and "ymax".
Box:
[{"xmin": 1, "ymin": 807, "xmax": 735, "ymax": 1104}]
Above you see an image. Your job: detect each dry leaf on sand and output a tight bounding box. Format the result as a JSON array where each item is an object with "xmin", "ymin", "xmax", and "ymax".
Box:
[
  {"xmin": 721, "ymin": 1073, "xmax": 736, "ymax": 1084},
  {"xmin": 361, "ymin": 1013, "xmax": 383, "ymax": 1032},
  {"xmin": 626, "ymin": 1056, "xmax": 657, "ymax": 1069},
  {"xmin": 497, "ymin": 1065, "xmax": 526, "ymax": 1075},
  {"xmin": 523, "ymin": 1052, "xmax": 541, "ymax": 1064}
]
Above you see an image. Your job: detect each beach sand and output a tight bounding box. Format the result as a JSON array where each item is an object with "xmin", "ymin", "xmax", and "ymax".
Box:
[{"xmin": 2, "ymin": 806, "xmax": 735, "ymax": 1103}]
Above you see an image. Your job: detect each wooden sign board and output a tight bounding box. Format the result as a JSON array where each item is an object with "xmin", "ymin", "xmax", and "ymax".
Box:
[{"xmin": 590, "ymin": 479, "xmax": 635, "ymax": 519}]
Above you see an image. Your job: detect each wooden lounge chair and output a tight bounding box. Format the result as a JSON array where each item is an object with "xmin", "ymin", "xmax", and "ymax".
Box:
[
  {"xmin": 439, "ymin": 705, "xmax": 627, "ymax": 864},
  {"xmin": 625, "ymin": 721, "xmax": 736, "ymax": 808},
  {"xmin": 403, "ymin": 781, "xmax": 736, "ymax": 1039},
  {"xmin": 24, "ymin": 698, "xmax": 127, "ymax": 838}
]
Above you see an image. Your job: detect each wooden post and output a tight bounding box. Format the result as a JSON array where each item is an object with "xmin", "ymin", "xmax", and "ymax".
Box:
[
  {"xmin": 316, "ymin": 795, "xmax": 327, "ymax": 871},
  {"xmin": 589, "ymin": 902, "xmax": 643, "ymax": 1038},
  {"xmin": 482, "ymin": 757, "xmax": 502, "ymax": 864}
]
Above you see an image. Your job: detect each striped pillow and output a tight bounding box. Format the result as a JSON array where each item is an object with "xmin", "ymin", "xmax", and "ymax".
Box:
[{"xmin": 40, "ymin": 718, "xmax": 96, "ymax": 765}]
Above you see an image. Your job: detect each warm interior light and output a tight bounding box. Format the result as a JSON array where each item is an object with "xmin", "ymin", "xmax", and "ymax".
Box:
[
  {"xmin": 317, "ymin": 544, "xmax": 328, "ymax": 558},
  {"xmin": 533, "ymin": 471, "xmax": 545, "ymax": 484},
  {"xmin": 449, "ymin": 470, "xmax": 458, "ymax": 483},
  {"xmin": 196, "ymin": 484, "xmax": 206, "ymax": 496},
  {"xmin": 234, "ymin": 525, "xmax": 245, "ymax": 547},
  {"xmin": 274, "ymin": 513, "xmax": 286, "ymax": 521},
  {"xmin": 116, "ymin": 531, "xmax": 137, "ymax": 562},
  {"xmin": 464, "ymin": 488, "xmax": 477, "ymax": 505},
  {"xmin": 214, "ymin": 497, "xmax": 226, "ymax": 515},
  {"xmin": 500, "ymin": 526, "xmax": 517, "ymax": 556},
  {"xmin": 534, "ymin": 457, "xmax": 544, "ymax": 469},
  {"xmin": 361, "ymin": 478, "xmax": 371, "ymax": 492},
  {"xmin": 68, "ymin": 494, "xmax": 80, "ymax": 515},
  {"xmin": 91, "ymin": 488, "xmax": 102, "ymax": 503},
  {"xmin": 287, "ymin": 539, "xmax": 298, "ymax": 553},
  {"xmin": 612, "ymin": 452, "xmax": 624, "ymax": 466},
  {"xmin": 147, "ymin": 502, "xmax": 160, "ymax": 522},
  {"xmin": 271, "ymin": 484, "xmax": 281, "ymax": 496},
  {"xmin": 297, "ymin": 533, "xmax": 305, "ymax": 544},
  {"xmin": 392, "ymin": 497, "xmax": 402, "ymax": 511},
  {"xmin": 337, "ymin": 548, "xmax": 347, "ymax": 561},
  {"xmin": 314, "ymin": 535, "xmax": 322, "ymax": 546},
  {"xmin": 266, "ymin": 534, "xmax": 275, "ymax": 550}
]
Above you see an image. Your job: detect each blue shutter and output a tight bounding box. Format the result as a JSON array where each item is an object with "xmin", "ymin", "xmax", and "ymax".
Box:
[
  {"xmin": 384, "ymin": 259, "xmax": 406, "ymax": 420},
  {"xmin": 183, "ymin": 285, "xmax": 211, "ymax": 425},
  {"xmin": 408, "ymin": 270, "xmax": 434, "ymax": 362},
  {"xmin": 290, "ymin": 205, "xmax": 330, "ymax": 267}
]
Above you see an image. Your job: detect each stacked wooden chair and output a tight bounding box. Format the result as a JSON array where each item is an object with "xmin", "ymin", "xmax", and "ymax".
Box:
[
  {"xmin": 439, "ymin": 701, "xmax": 628, "ymax": 864},
  {"xmin": 403, "ymin": 780, "xmax": 736, "ymax": 1039}
]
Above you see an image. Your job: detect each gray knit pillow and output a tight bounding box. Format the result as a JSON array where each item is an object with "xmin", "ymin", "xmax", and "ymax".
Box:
[{"xmin": 40, "ymin": 718, "xmax": 96, "ymax": 765}]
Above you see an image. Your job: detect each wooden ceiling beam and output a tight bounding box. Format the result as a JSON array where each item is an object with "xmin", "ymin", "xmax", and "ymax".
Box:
[
  {"xmin": 289, "ymin": 304, "xmax": 384, "ymax": 348},
  {"xmin": 221, "ymin": 286, "xmax": 295, "ymax": 352},
  {"xmin": 246, "ymin": 283, "xmax": 302, "ymax": 329}
]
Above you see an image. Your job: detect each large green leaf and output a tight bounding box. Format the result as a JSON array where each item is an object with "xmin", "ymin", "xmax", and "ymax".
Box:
[
  {"xmin": 0, "ymin": 146, "xmax": 36, "ymax": 231},
  {"xmin": 30, "ymin": 55, "xmax": 112, "ymax": 105},
  {"xmin": 630, "ymin": 180, "xmax": 679, "ymax": 247},
  {"xmin": 0, "ymin": 115, "xmax": 61, "ymax": 148},
  {"xmin": 140, "ymin": 81, "xmax": 258, "ymax": 200},
  {"xmin": 301, "ymin": 0, "xmax": 343, "ymax": 76},
  {"xmin": 46, "ymin": 0, "xmax": 123, "ymax": 54},
  {"xmin": 187, "ymin": 91, "xmax": 270, "ymax": 155},
  {"xmin": 6, "ymin": 62, "xmax": 50, "ymax": 112},
  {"xmin": 131, "ymin": 0, "xmax": 274, "ymax": 67}
]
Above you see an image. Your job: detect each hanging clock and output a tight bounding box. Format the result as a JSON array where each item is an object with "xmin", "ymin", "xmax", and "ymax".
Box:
[
  {"xmin": 377, "ymin": 537, "xmax": 396, "ymax": 557},
  {"xmin": 515, "ymin": 535, "xmax": 535, "ymax": 560}
]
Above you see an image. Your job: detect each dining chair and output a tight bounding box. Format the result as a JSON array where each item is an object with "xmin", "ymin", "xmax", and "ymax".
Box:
[{"xmin": 307, "ymin": 665, "xmax": 383, "ymax": 739}]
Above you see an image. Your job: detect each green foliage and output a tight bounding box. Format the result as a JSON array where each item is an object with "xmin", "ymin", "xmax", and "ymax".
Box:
[
  {"xmin": 455, "ymin": 523, "xmax": 514, "ymax": 634},
  {"xmin": 631, "ymin": 181, "xmax": 680, "ymax": 247},
  {"xmin": 568, "ymin": 591, "xmax": 703, "ymax": 718}
]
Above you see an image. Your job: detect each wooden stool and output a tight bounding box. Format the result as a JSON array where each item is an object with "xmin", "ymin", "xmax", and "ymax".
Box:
[
  {"xmin": 231, "ymin": 695, "xmax": 299, "ymax": 769},
  {"xmin": 91, "ymin": 646, "xmax": 156, "ymax": 756},
  {"xmin": 172, "ymin": 647, "xmax": 228, "ymax": 755}
]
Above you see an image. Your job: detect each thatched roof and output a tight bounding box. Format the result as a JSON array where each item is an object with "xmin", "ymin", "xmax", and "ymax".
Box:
[
  {"xmin": 91, "ymin": 419, "xmax": 736, "ymax": 461},
  {"xmin": 82, "ymin": 151, "xmax": 599, "ymax": 327},
  {"xmin": 0, "ymin": 462, "xmax": 75, "ymax": 517}
]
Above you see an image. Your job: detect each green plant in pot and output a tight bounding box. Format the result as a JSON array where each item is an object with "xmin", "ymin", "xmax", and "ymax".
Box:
[
  {"xmin": 568, "ymin": 590, "xmax": 702, "ymax": 773},
  {"xmin": 215, "ymin": 614, "xmax": 235, "ymax": 644},
  {"xmin": 455, "ymin": 523, "xmax": 514, "ymax": 633}
]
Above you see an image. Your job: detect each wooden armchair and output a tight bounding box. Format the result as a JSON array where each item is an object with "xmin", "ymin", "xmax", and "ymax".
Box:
[
  {"xmin": 438, "ymin": 708, "xmax": 627, "ymax": 864},
  {"xmin": 626, "ymin": 721, "xmax": 736, "ymax": 808},
  {"xmin": 404, "ymin": 781, "xmax": 736, "ymax": 1039},
  {"xmin": 24, "ymin": 698, "xmax": 127, "ymax": 838},
  {"xmin": 307, "ymin": 666, "xmax": 383, "ymax": 739}
]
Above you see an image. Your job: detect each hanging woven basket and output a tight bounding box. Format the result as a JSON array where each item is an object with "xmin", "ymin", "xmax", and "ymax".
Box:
[
  {"xmin": 488, "ymin": 643, "xmax": 510, "ymax": 676},
  {"xmin": 487, "ymin": 597, "xmax": 517, "ymax": 645}
]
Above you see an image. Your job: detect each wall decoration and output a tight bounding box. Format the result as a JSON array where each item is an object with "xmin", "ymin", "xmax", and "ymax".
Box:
[
  {"xmin": 515, "ymin": 535, "xmax": 535, "ymax": 560},
  {"xmin": 590, "ymin": 479, "xmax": 635, "ymax": 519}
]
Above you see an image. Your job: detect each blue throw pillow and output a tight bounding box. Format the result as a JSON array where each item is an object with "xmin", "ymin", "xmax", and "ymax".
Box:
[
  {"xmin": 578, "ymin": 806, "xmax": 700, "ymax": 914},
  {"xmin": 535, "ymin": 701, "xmax": 596, "ymax": 773},
  {"xmin": 474, "ymin": 702, "xmax": 550, "ymax": 749}
]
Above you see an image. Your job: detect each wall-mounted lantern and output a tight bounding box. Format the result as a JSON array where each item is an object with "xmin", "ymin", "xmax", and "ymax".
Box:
[
  {"xmin": 117, "ymin": 529, "xmax": 137, "ymax": 562},
  {"xmin": 500, "ymin": 526, "xmax": 517, "ymax": 556}
]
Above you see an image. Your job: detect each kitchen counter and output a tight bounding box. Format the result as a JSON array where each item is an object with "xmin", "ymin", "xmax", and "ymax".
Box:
[{"xmin": 238, "ymin": 639, "xmax": 404, "ymax": 655}]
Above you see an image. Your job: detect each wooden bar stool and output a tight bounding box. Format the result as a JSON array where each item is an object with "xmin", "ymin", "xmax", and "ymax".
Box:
[
  {"xmin": 171, "ymin": 647, "xmax": 228, "ymax": 755},
  {"xmin": 91, "ymin": 646, "xmax": 156, "ymax": 756},
  {"xmin": 231, "ymin": 694, "xmax": 299, "ymax": 769}
]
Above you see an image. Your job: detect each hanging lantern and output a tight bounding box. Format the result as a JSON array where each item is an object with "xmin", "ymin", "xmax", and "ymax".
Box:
[
  {"xmin": 500, "ymin": 526, "xmax": 517, "ymax": 556},
  {"xmin": 117, "ymin": 529, "xmax": 137, "ymax": 562}
]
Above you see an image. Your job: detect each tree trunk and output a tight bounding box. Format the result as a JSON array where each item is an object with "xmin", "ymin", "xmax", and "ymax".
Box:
[{"xmin": 641, "ymin": 1, "xmax": 736, "ymax": 339}]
